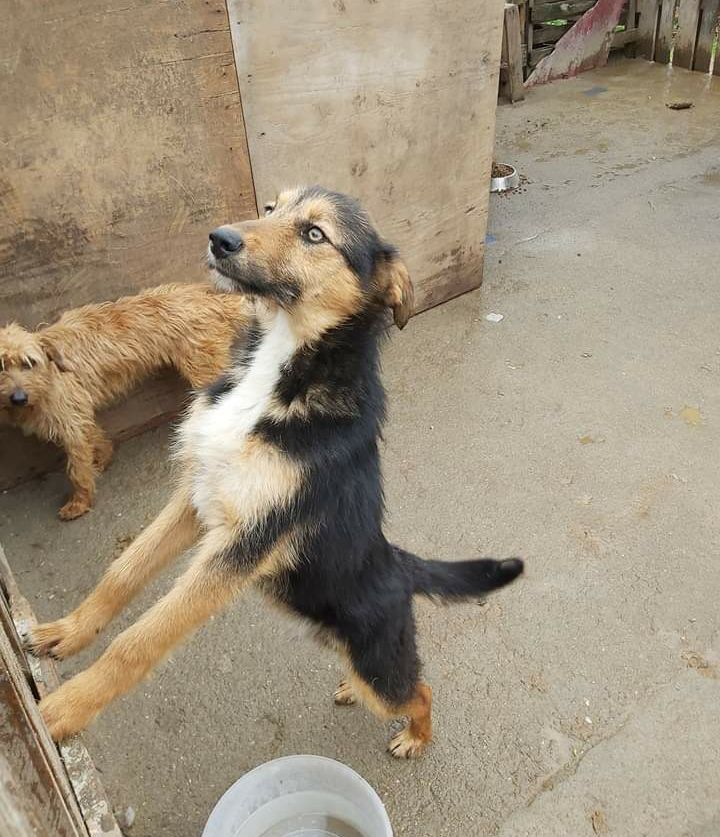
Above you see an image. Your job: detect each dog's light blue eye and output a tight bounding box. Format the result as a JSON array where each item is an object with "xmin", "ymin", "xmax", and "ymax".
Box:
[
  {"xmin": 264, "ymin": 203, "xmax": 275, "ymax": 216},
  {"xmin": 306, "ymin": 226, "xmax": 325, "ymax": 244}
]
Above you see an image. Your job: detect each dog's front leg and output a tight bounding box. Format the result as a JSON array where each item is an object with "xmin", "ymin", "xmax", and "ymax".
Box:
[
  {"xmin": 39, "ymin": 527, "xmax": 245, "ymax": 741},
  {"xmin": 58, "ymin": 423, "xmax": 98, "ymax": 520},
  {"xmin": 28, "ymin": 487, "xmax": 199, "ymax": 659}
]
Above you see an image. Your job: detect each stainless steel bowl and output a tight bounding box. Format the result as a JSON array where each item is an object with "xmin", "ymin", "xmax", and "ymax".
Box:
[{"xmin": 490, "ymin": 165, "xmax": 519, "ymax": 193}]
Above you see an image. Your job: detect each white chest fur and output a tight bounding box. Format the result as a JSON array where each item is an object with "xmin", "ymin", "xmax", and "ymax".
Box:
[{"xmin": 179, "ymin": 310, "xmax": 297, "ymax": 527}]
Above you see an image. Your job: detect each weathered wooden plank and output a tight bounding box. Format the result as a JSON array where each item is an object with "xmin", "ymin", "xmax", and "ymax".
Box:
[
  {"xmin": 0, "ymin": 686, "xmax": 85, "ymax": 837},
  {"xmin": 0, "ymin": 544, "xmax": 122, "ymax": 837},
  {"xmin": 0, "ymin": 0, "xmax": 256, "ymax": 330},
  {"xmin": 693, "ymin": 0, "xmax": 720, "ymax": 70},
  {"xmin": 527, "ymin": 1, "xmax": 535, "ymax": 55},
  {"xmin": 504, "ymin": 3, "xmax": 526, "ymax": 101},
  {"xmin": 655, "ymin": 0, "xmax": 679, "ymax": 63},
  {"xmin": 532, "ymin": 0, "xmax": 597, "ymax": 22},
  {"xmin": 530, "ymin": 45, "xmax": 557, "ymax": 64},
  {"xmin": 518, "ymin": 0, "xmax": 530, "ymax": 76},
  {"xmin": 623, "ymin": 0, "xmax": 639, "ymax": 53},
  {"xmin": 674, "ymin": 0, "xmax": 702, "ymax": 67},
  {"xmin": 611, "ymin": 26, "xmax": 641, "ymax": 45},
  {"xmin": 626, "ymin": 0, "xmax": 639, "ymax": 28},
  {"xmin": 1, "ymin": 605, "xmax": 86, "ymax": 835},
  {"xmin": 637, "ymin": 0, "xmax": 661, "ymax": 58},
  {"xmin": 228, "ymin": 0, "xmax": 505, "ymax": 316},
  {"xmin": 533, "ymin": 22, "xmax": 574, "ymax": 43}
]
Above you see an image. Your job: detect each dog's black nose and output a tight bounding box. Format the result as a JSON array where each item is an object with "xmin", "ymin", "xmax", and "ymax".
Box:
[
  {"xmin": 10, "ymin": 389, "xmax": 28, "ymax": 407},
  {"xmin": 209, "ymin": 227, "xmax": 243, "ymax": 258}
]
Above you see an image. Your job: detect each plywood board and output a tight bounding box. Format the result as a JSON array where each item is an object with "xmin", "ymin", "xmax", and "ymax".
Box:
[
  {"xmin": 0, "ymin": 0, "xmax": 256, "ymax": 329},
  {"xmin": 227, "ymin": 0, "xmax": 505, "ymax": 314},
  {"xmin": 0, "ymin": 0, "xmax": 257, "ymax": 487}
]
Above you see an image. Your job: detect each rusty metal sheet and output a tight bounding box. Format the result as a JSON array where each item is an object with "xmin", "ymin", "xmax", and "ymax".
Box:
[{"xmin": 526, "ymin": 0, "xmax": 626, "ymax": 85}]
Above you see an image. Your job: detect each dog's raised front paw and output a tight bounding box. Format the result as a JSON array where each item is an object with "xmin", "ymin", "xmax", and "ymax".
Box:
[
  {"xmin": 26, "ymin": 617, "xmax": 88, "ymax": 660},
  {"xmin": 58, "ymin": 498, "xmax": 91, "ymax": 520},
  {"xmin": 39, "ymin": 678, "xmax": 97, "ymax": 741}
]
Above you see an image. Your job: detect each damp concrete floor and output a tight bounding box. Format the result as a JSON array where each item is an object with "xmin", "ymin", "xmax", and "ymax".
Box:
[{"xmin": 2, "ymin": 58, "xmax": 720, "ymax": 836}]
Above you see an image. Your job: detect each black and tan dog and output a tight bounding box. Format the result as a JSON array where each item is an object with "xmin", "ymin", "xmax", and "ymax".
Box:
[{"xmin": 28, "ymin": 186, "xmax": 523, "ymax": 757}]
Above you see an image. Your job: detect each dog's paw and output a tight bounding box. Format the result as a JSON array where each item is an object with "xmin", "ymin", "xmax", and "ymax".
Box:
[
  {"xmin": 26, "ymin": 617, "xmax": 87, "ymax": 660},
  {"xmin": 388, "ymin": 726, "xmax": 429, "ymax": 759},
  {"xmin": 333, "ymin": 680, "xmax": 357, "ymax": 706},
  {"xmin": 39, "ymin": 679, "xmax": 97, "ymax": 741},
  {"xmin": 58, "ymin": 498, "xmax": 91, "ymax": 520}
]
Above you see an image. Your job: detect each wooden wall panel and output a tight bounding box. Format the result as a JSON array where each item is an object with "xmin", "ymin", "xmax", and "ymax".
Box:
[
  {"xmin": 0, "ymin": 0, "xmax": 256, "ymax": 329},
  {"xmin": 227, "ymin": 0, "xmax": 505, "ymax": 314},
  {"xmin": 674, "ymin": 0, "xmax": 702, "ymax": 67},
  {"xmin": 0, "ymin": 0, "xmax": 256, "ymax": 488},
  {"xmin": 694, "ymin": 0, "xmax": 720, "ymax": 72}
]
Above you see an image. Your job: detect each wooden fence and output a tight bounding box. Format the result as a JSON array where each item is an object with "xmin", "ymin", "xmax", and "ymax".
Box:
[
  {"xmin": 0, "ymin": 544, "xmax": 121, "ymax": 836},
  {"xmin": 637, "ymin": 0, "xmax": 720, "ymax": 71},
  {"xmin": 508, "ymin": 0, "xmax": 718, "ymax": 78}
]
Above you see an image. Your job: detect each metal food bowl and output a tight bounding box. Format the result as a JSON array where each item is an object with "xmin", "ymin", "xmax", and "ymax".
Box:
[{"xmin": 490, "ymin": 164, "xmax": 519, "ymax": 193}]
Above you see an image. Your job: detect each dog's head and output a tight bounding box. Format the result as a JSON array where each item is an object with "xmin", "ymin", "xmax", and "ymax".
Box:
[
  {"xmin": 0, "ymin": 323, "xmax": 71, "ymax": 412},
  {"xmin": 207, "ymin": 186, "xmax": 414, "ymax": 339}
]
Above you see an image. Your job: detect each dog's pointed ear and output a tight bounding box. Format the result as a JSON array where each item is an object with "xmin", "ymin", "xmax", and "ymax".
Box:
[
  {"xmin": 40, "ymin": 336, "xmax": 72, "ymax": 372},
  {"xmin": 375, "ymin": 246, "xmax": 414, "ymax": 329}
]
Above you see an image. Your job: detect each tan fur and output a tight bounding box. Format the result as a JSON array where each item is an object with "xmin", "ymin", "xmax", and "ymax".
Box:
[
  {"xmin": 375, "ymin": 252, "xmax": 415, "ymax": 329},
  {"xmin": 38, "ymin": 528, "xmax": 244, "ymax": 741},
  {"xmin": 214, "ymin": 188, "xmax": 404, "ymax": 345},
  {"xmin": 28, "ymin": 486, "xmax": 200, "ymax": 659},
  {"xmin": 336, "ymin": 663, "xmax": 433, "ymax": 758},
  {"xmin": 0, "ymin": 284, "xmax": 250, "ymax": 519}
]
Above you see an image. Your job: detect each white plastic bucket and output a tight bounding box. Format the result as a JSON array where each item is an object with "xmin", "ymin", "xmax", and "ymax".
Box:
[{"xmin": 202, "ymin": 755, "xmax": 393, "ymax": 837}]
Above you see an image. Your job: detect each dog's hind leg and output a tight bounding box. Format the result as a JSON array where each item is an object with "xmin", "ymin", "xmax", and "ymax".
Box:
[
  {"xmin": 28, "ymin": 487, "xmax": 200, "ymax": 660},
  {"xmin": 38, "ymin": 528, "xmax": 244, "ymax": 740},
  {"xmin": 343, "ymin": 608, "xmax": 433, "ymax": 758},
  {"xmin": 333, "ymin": 679, "xmax": 357, "ymax": 706},
  {"xmin": 386, "ymin": 683, "xmax": 433, "ymax": 759},
  {"xmin": 348, "ymin": 671, "xmax": 433, "ymax": 760}
]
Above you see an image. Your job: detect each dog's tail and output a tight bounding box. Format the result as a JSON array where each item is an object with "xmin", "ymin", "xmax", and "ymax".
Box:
[{"xmin": 396, "ymin": 547, "xmax": 524, "ymax": 601}]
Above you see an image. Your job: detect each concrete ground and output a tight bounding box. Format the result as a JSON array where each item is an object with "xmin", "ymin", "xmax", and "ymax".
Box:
[{"xmin": 2, "ymin": 58, "xmax": 720, "ymax": 836}]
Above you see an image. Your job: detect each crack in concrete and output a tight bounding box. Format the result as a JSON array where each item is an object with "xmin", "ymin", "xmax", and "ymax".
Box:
[{"xmin": 520, "ymin": 715, "xmax": 631, "ymax": 813}]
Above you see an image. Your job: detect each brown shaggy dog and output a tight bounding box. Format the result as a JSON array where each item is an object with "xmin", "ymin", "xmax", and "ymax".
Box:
[{"xmin": 0, "ymin": 284, "xmax": 249, "ymax": 519}]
